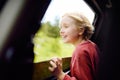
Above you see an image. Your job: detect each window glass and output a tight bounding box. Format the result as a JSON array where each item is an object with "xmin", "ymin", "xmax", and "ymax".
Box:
[{"xmin": 33, "ymin": 0, "xmax": 95, "ymax": 63}]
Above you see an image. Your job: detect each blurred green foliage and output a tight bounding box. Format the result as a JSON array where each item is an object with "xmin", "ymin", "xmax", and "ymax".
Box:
[{"xmin": 33, "ymin": 21, "xmax": 74, "ymax": 63}]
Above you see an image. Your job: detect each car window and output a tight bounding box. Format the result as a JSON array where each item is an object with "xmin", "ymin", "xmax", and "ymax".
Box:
[{"xmin": 33, "ymin": 0, "xmax": 95, "ymax": 63}]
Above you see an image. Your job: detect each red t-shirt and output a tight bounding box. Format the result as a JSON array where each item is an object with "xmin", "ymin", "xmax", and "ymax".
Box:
[{"xmin": 63, "ymin": 40, "xmax": 99, "ymax": 80}]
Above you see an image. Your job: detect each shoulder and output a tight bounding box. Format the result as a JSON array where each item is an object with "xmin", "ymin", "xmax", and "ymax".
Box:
[
  {"xmin": 75, "ymin": 40, "xmax": 98, "ymax": 56},
  {"xmin": 76, "ymin": 40, "xmax": 96, "ymax": 50}
]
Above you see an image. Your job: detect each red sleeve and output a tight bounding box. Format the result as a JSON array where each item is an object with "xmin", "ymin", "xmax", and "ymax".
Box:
[
  {"xmin": 63, "ymin": 74, "xmax": 76, "ymax": 80},
  {"xmin": 63, "ymin": 48, "xmax": 97, "ymax": 80}
]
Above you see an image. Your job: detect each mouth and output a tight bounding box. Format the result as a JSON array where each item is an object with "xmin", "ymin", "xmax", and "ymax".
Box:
[{"xmin": 61, "ymin": 35, "xmax": 67, "ymax": 39}]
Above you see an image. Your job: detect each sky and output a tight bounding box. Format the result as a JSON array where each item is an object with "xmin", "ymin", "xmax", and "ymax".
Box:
[{"xmin": 41, "ymin": 0, "xmax": 95, "ymax": 24}]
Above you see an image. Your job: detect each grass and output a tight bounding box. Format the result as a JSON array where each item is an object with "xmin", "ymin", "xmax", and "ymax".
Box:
[{"xmin": 33, "ymin": 36, "xmax": 74, "ymax": 63}]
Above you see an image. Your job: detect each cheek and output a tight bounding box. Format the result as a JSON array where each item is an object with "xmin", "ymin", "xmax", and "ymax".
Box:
[
  {"xmin": 67, "ymin": 30, "xmax": 79, "ymax": 40},
  {"xmin": 71, "ymin": 32, "xmax": 79, "ymax": 39},
  {"xmin": 68, "ymin": 28, "xmax": 79, "ymax": 37},
  {"xmin": 66, "ymin": 33, "xmax": 79, "ymax": 43}
]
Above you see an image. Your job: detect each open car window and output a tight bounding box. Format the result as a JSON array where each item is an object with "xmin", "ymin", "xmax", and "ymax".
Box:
[
  {"xmin": 33, "ymin": 0, "xmax": 95, "ymax": 63},
  {"xmin": 32, "ymin": 0, "xmax": 95, "ymax": 79}
]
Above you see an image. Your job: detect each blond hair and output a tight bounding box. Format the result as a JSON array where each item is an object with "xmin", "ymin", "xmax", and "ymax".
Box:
[{"xmin": 60, "ymin": 12, "xmax": 94, "ymax": 39}]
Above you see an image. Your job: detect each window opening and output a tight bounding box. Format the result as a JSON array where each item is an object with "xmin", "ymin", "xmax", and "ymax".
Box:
[{"xmin": 33, "ymin": 0, "xmax": 95, "ymax": 63}]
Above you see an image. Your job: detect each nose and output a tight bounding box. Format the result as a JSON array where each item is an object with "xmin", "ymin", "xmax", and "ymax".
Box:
[{"xmin": 59, "ymin": 28, "xmax": 64, "ymax": 36}]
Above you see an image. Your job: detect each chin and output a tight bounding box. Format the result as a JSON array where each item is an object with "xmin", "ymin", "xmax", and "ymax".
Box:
[{"xmin": 63, "ymin": 40, "xmax": 71, "ymax": 44}]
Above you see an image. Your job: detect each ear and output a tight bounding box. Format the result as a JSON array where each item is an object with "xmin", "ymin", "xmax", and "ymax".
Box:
[{"xmin": 78, "ymin": 28, "xmax": 85, "ymax": 35}]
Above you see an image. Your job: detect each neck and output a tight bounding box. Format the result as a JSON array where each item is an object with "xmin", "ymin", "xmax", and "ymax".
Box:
[{"xmin": 73, "ymin": 38, "xmax": 86, "ymax": 47}]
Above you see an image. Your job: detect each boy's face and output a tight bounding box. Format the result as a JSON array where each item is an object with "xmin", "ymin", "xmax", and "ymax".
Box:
[{"xmin": 60, "ymin": 16, "xmax": 80, "ymax": 44}]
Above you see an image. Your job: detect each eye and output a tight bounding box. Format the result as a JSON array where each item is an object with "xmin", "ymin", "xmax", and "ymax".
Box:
[{"xmin": 64, "ymin": 25, "xmax": 69, "ymax": 28}]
